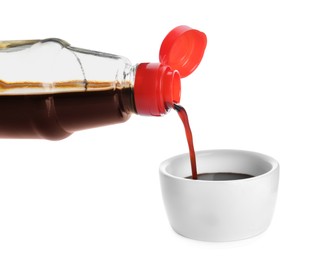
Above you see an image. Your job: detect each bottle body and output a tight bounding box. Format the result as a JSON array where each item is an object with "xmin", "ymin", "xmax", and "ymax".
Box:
[
  {"xmin": 0, "ymin": 39, "xmax": 136, "ymax": 140},
  {"xmin": 0, "ymin": 27, "xmax": 206, "ymax": 140}
]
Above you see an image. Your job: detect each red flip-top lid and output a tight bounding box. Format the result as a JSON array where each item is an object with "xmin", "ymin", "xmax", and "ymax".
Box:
[
  {"xmin": 159, "ymin": 25, "xmax": 207, "ymax": 78},
  {"xmin": 134, "ymin": 26, "xmax": 207, "ymax": 116}
]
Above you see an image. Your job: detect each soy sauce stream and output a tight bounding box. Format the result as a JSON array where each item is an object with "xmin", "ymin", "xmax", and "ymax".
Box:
[{"xmin": 173, "ymin": 104, "xmax": 198, "ymax": 179}]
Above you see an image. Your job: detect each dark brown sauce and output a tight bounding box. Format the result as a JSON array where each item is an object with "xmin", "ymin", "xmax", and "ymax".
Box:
[
  {"xmin": 185, "ymin": 172, "xmax": 254, "ymax": 181},
  {"xmin": 174, "ymin": 104, "xmax": 198, "ymax": 179},
  {"xmin": 174, "ymin": 104, "xmax": 254, "ymax": 181},
  {"xmin": 0, "ymin": 80, "xmax": 135, "ymax": 140}
]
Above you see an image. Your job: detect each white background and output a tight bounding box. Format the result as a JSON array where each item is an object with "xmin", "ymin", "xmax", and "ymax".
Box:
[{"xmin": 1, "ymin": 0, "xmax": 318, "ymax": 259}]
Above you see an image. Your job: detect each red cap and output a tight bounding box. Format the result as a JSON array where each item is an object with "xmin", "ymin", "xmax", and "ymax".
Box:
[{"xmin": 134, "ymin": 25, "xmax": 207, "ymax": 116}]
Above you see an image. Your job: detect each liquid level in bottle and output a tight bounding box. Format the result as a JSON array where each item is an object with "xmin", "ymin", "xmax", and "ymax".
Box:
[{"xmin": 0, "ymin": 79, "xmax": 124, "ymax": 94}]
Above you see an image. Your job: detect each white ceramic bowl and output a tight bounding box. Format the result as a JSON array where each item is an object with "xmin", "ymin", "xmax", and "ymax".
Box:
[{"xmin": 159, "ymin": 150, "xmax": 279, "ymax": 242}]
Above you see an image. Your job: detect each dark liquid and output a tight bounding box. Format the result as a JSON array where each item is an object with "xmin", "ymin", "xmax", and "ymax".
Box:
[
  {"xmin": 185, "ymin": 172, "xmax": 254, "ymax": 181},
  {"xmin": 0, "ymin": 80, "xmax": 134, "ymax": 140},
  {"xmin": 174, "ymin": 104, "xmax": 198, "ymax": 180},
  {"xmin": 174, "ymin": 104, "xmax": 253, "ymax": 182}
]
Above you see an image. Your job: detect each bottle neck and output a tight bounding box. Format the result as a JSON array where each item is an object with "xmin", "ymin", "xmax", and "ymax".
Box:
[
  {"xmin": 52, "ymin": 81, "xmax": 136, "ymax": 134},
  {"xmin": 118, "ymin": 80, "xmax": 137, "ymax": 115}
]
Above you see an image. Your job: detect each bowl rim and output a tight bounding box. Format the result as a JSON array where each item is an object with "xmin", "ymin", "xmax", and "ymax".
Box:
[{"xmin": 159, "ymin": 149, "xmax": 279, "ymax": 183}]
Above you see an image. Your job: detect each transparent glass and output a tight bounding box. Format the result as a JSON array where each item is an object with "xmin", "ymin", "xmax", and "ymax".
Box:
[{"xmin": 0, "ymin": 39, "xmax": 135, "ymax": 94}]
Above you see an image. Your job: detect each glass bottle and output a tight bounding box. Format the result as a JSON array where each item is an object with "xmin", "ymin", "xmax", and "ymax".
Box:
[{"xmin": 0, "ymin": 26, "xmax": 206, "ymax": 140}]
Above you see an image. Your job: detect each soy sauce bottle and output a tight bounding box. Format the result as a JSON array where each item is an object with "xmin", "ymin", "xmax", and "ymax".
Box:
[{"xmin": 0, "ymin": 26, "xmax": 206, "ymax": 140}]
